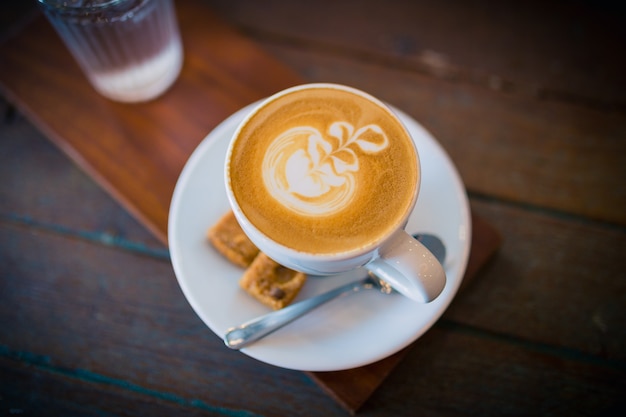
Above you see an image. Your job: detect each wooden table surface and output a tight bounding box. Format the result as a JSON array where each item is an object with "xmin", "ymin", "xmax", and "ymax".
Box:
[{"xmin": 1, "ymin": 1, "xmax": 625, "ymax": 416}]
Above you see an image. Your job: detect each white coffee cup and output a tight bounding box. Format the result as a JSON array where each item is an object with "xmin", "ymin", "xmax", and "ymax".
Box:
[{"xmin": 224, "ymin": 83, "xmax": 445, "ymax": 302}]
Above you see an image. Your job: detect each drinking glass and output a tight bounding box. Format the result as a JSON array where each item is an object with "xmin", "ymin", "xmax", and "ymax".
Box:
[{"xmin": 37, "ymin": 0, "xmax": 183, "ymax": 102}]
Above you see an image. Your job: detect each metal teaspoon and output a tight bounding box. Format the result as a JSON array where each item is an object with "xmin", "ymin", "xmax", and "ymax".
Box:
[{"xmin": 224, "ymin": 234, "xmax": 446, "ymax": 350}]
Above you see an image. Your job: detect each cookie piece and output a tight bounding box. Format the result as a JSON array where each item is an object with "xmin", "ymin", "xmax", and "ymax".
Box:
[
  {"xmin": 207, "ymin": 211, "xmax": 259, "ymax": 268},
  {"xmin": 239, "ymin": 253, "xmax": 307, "ymax": 310}
]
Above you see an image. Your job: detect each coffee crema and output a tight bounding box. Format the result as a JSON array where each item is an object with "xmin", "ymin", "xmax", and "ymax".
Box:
[{"xmin": 228, "ymin": 85, "xmax": 418, "ymax": 255}]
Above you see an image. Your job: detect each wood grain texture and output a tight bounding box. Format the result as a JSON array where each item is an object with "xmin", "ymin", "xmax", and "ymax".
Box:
[
  {"xmin": 0, "ymin": 110, "xmax": 163, "ymax": 251},
  {"xmin": 209, "ymin": 0, "xmax": 626, "ymax": 226},
  {"xmin": 1, "ymin": 212, "xmax": 622, "ymax": 415},
  {"xmin": 233, "ymin": 41, "xmax": 626, "ymax": 227},
  {"xmin": 209, "ymin": 0, "xmax": 626, "ymax": 109},
  {"xmin": 0, "ymin": 108, "xmax": 503, "ymax": 413},
  {"xmin": 309, "ymin": 212, "xmax": 502, "ymax": 413},
  {"xmin": 364, "ymin": 324, "xmax": 625, "ymax": 416},
  {"xmin": 1, "ymin": 93, "xmax": 624, "ymax": 415},
  {"xmin": 0, "ymin": 221, "xmax": 344, "ymax": 416},
  {"xmin": 2, "ymin": 0, "xmax": 625, "ymax": 415},
  {"xmin": 3, "ymin": 207, "xmax": 622, "ymax": 415},
  {"xmin": 452, "ymin": 199, "xmax": 626, "ymax": 361},
  {"xmin": 0, "ymin": 0, "xmax": 302, "ymax": 243}
]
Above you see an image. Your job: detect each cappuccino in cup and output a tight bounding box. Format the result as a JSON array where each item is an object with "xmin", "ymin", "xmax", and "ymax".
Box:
[
  {"xmin": 226, "ymin": 84, "xmax": 445, "ymax": 303},
  {"xmin": 228, "ymin": 85, "xmax": 418, "ymax": 255}
]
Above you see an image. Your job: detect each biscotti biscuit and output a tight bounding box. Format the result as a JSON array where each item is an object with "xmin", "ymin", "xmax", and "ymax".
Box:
[
  {"xmin": 207, "ymin": 211, "xmax": 259, "ymax": 268},
  {"xmin": 239, "ymin": 253, "xmax": 307, "ymax": 310}
]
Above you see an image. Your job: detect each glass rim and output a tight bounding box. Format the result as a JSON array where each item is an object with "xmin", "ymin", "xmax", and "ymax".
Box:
[
  {"xmin": 36, "ymin": 0, "xmax": 154, "ymax": 23},
  {"xmin": 37, "ymin": 0, "xmax": 128, "ymax": 10}
]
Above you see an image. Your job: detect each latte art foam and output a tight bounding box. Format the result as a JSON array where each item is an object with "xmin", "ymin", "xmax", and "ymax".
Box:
[
  {"xmin": 228, "ymin": 85, "xmax": 418, "ymax": 255},
  {"xmin": 262, "ymin": 121, "xmax": 389, "ymax": 216}
]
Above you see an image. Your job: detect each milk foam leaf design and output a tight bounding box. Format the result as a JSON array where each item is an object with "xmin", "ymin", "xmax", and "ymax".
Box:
[
  {"xmin": 352, "ymin": 124, "xmax": 389, "ymax": 152},
  {"xmin": 315, "ymin": 159, "xmax": 347, "ymax": 187},
  {"xmin": 328, "ymin": 122, "xmax": 354, "ymax": 145},
  {"xmin": 330, "ymin": 150, "xmax": 358, "ymax": 174},
  {"xmin": 307, "ymin": 132, "xmax": 332, "ymax": 167},
  {"xmin": 329, "ymin": 122, "xmax": 389, "ymax": 153},
  {"xmin": 262, "ymin": 121, "xmax": 389, "ymax": 216}
]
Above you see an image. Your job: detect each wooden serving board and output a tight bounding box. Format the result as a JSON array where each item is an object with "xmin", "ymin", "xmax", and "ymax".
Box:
[{"xmin": 0, "ymin": 0, "xmax": 501, "ymax": 413}]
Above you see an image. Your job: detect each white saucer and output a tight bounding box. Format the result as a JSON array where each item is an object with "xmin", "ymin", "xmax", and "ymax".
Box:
[{"xmin": 168, "ymin": 101, "xmax": 471, "ymax": 372}]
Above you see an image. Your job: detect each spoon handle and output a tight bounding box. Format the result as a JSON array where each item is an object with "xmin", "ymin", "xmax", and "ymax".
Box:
[{"xmin": 224, "ymin": 278, "xmax": 369, "ymax": 350}]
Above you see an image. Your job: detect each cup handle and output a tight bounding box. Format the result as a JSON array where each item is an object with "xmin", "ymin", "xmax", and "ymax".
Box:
[{"xmin": 365, "ymin": 230, "xmax": 446, "ymax": 303}]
